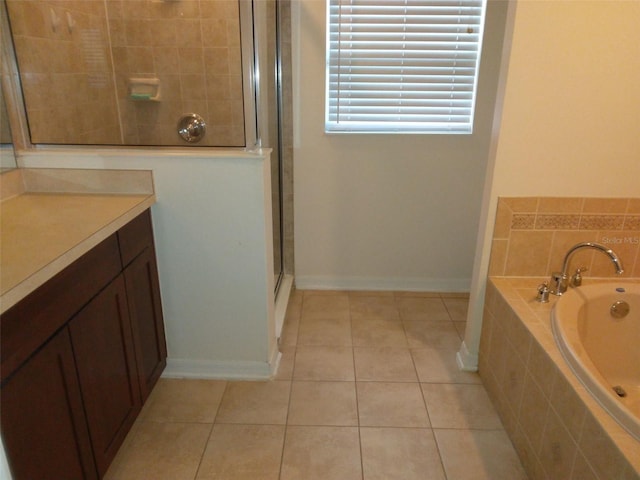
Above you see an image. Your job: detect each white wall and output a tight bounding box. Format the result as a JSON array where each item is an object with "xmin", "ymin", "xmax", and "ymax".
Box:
[
  {"xmin": 19, "ymin": 148, "xmax": 278, "ymax": 380},
  {"xmin": 291, "ymin": 0, "xmax": 508, "ymax": 291},
  {"xmin": 461, "ymin": 0, "xmax": 640, "ymax": 369}
]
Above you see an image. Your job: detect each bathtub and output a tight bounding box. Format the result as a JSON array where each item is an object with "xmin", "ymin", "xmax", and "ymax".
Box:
[{"xmin": 552, "ymin": 282, "xmax": 640, "ymax": 441}]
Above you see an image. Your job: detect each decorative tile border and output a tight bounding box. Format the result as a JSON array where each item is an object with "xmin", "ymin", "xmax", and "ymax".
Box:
[
  {"xmin": 579, "ymin": 215, "xmax": 625, "ymax": 231},
  {"xmin": 509, "ymin": 212, "xmax": 634, "ymax": 231},
  {"xmin": 535, "ymin": 214, "xmax": 580, "ymax": 230},
  {"xmin": 511, "ymin": 214, "xmax": 535, "ymax": 230},
  {"xmin": 491, "ymin": 197, "xmax": 640, "ymax": 277},
  {"xmin": 624, "ymin": 216, "xmax": 640, "ymax": 230}
]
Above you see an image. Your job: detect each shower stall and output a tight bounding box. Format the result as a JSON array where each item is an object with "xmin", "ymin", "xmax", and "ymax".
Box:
[{"xmin": 2, "ymin": 0, "xmax": 292, "ymax": 293}]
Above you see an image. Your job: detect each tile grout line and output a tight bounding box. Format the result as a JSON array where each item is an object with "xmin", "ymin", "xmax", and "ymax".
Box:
[{"xmin": 348, "ymin": 295, "xmax": 366, "ymax": 480}]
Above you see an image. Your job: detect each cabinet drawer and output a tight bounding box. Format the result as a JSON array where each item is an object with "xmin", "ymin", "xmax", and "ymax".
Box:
[
  {"xmin": 117, "ymin": 209, "xmax": 154, "ymax": 267},
  {"xmin": 1, "ymin": 234, "xmax": 122, "ymax": 382}
]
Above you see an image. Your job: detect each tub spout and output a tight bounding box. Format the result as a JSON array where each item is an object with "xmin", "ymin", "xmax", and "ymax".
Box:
[{"xmin": 550, "ymin": 242, "xmax": 624, "ymax": 295}]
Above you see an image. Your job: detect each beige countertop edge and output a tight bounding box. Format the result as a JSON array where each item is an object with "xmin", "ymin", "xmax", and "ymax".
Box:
[
  {"xmin": 0, "ymin": 195, "xmax": 156, "ymax": 315},
  {"xmin": 488, "ymin": 276, "xmax": 640, "ymax": 471},
  {"xmin": 1, "ymin": 168, "xmax": 154, "ymax": 202}
]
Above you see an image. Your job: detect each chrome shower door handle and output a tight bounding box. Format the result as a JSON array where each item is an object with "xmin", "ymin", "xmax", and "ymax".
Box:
[{"xmin": 177, "ymin": 114, "xmax": 206, "ymax": 143}]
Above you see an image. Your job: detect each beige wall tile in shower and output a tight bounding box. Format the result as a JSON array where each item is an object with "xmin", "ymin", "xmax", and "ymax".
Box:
[
  {"xmin": 18, "ymin": 1, "xmax": 50, "ymax": 38},
  {"xmin": 10, "ymin": 0, "xmax": 247, "ymax": 148},
  {"xmin": 180, "ymin": 74, "xmax": 207, "ymax": 101},
  {"xmin": 504, "ymin": 231, "xmax": 554, "ymax": 276},
  {"xmin": 125, "ymin": 19, "xmax": 151, "ymax": 46},
  {"xmin": 204, "ymin": 48, "xmax": 231, "ymax": 74},
  {"xmin": 202, "ymin": 19, "xmax": 229, "ymax": 47},
  {"xmin": 5, "ymin": 1, "xmax": 26, "ymax": 36},
  {"xmin": 227, "ymin": 21, "xmax": 241, "ymax": 47},
  {"xmin": 109, "ymin": 18, "xmax": 127, "ymax": 47},
  {"xmin": 121, "ymin": 0, "xmax": 154, "ymax": 18},
  {"xmin": 180, "ymin": 19, "xmax": 203, "ymax": 45},
  {"xmin": 206, "ymin": 75, "xmax": 231, "ymax": 100},
  {"xmin": 200, "ymin": 0, "xmax": 240, "ymax": 20},
  {"xmin": 488, "ymin": 239, "xmax": 508, "ymax": 276},
  {"xmin": 127, "ymin": 46, "xmax": 155, "ymax": 73},
  {"xmin": 229, "ymin": 76, "xmax": 244, "ymax": 102},
  {"xmin": 178, "ymin": 47, "xmax": 205, "ymax": 74},
  {"xmin": 153, "ymin": 47, "xmax": 180, "ymax": 73},
  {"xmin": 105, "ymin": 0, "xmax": 123, "ymax": 20},
  {"xmin": 228, "ymin": 49, "xmax": 243, "ymax": 76},
  {"xmin": 149, "ymin": 19, "xmax": 178, "ymax": 46}
]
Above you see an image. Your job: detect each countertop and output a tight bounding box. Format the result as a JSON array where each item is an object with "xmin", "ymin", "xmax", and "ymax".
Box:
[{"xmin": 0, "ymin": 168, "xmax": 155, "ymax": 314}]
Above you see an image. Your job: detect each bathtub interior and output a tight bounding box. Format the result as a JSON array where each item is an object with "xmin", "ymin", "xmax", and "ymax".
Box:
[
  {"xmin": 579, "ymin": 287, "xmax": 640, "ymax": 388},
  {"xmin": 552, "ymin": 282, "xmax": 640, "ymax": 441}
]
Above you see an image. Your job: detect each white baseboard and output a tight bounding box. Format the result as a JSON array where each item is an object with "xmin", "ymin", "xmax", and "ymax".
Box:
[
  {"xmin": 295, "ymin": 275, "xmax": 470, "ymax": 293},
  {"xmin": 456, "ymin": 341, "xmax": 479, "ymax": 372},
  {"xmin": 163, "ymin": 354, "xmax": 281, "ymax": 381}
]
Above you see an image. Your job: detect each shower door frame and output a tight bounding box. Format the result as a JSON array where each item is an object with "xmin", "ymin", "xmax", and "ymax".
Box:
[{"xmin": 239, "ymin": 0, "xmax": 286, "ymax": 295}]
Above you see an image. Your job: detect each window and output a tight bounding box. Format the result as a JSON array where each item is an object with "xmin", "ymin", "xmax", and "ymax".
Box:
[{"xmin": 326, "ymin": 0, "xmax": 487, "ymax": 134}]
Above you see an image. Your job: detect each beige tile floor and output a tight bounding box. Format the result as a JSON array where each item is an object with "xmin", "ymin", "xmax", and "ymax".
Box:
[{"xmin": 105, "ymin": 290, "xmax": 528, "ymax": 480}]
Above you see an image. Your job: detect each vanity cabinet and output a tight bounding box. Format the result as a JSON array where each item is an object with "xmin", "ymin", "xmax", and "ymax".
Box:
[
  {"xmin": 0, "ymin": 328, "xmax": 98, "ymax": 480},
  {"xmin": 0, "ymin": 209, "xmax": 166, "ymax": 480},
  {"xmin": 118, "ymin": 210, "xmax": 167, "ymax": 403},
  {"xmin": 68, "ymin": 275, "xmax": 142, "ymax": 477}
]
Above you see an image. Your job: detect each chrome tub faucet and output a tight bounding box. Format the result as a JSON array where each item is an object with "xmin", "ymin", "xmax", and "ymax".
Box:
[{"xmin": 549, "ymin": 242, "xmax": 624, "ymax": 296}]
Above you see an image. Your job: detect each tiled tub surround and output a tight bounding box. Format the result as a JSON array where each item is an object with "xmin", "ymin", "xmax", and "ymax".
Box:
[
  {"xmin": 480, "ymin": 197, "xmax": 640, "ymax": 480},
  {"xmin": 480, "ymin": 278, "xmax": 639, "ymax": 480},
  {"xmin": 490, "ymin": 197, "xmax": 640, "ymax": 278}
]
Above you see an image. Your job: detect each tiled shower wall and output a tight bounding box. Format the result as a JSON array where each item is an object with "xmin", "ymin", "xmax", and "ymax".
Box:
[
  {"xmin": 490, "ymin": 197, "xmax": 640, "ymax": 279},
  {"xmin": 279, "ymin": 0, "xmax": 294, "ymax": 274},
  {"xmin": 8, "ymin": 0, "xmax": 121, "ymax": 144},
  {"xmin": 7, "ymin": 0, "xmax": 244, "ymax": 146}
]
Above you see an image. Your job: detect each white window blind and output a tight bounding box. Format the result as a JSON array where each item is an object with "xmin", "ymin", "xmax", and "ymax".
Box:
[{"xmin": 326, "ymin": 0, "xmax": 487, "ymax": 134}]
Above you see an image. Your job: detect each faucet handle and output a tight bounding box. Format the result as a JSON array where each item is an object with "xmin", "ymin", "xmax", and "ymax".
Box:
[
  {"xmin": 550, "ymin": 271, "xmax": 567, "ymax": 295},
  {"xmin": 537, "ymin": 282, "xmax": 550, "ymax": 303},
  {"xmin": 570, "ymin": 267, "xmax": 588, "ymax": 287}
]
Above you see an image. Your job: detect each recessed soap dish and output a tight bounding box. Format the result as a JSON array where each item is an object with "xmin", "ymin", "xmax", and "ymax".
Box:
[{"xmin": 129, "ymin": 78, "xmax": 161, "ymax": 101}]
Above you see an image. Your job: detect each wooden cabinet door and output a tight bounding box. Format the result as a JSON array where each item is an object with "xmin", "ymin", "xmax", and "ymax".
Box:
[
  {"xmin": 69, "ymin": 275, "xmax": 141, "ymax": 478},
  {"xmin": 124, "ymin": 247, "xmax": 167, "ymax": 402},
  {"xmin": 1, "ymin": 328, "xmax": 98, "ymax": 480}
]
